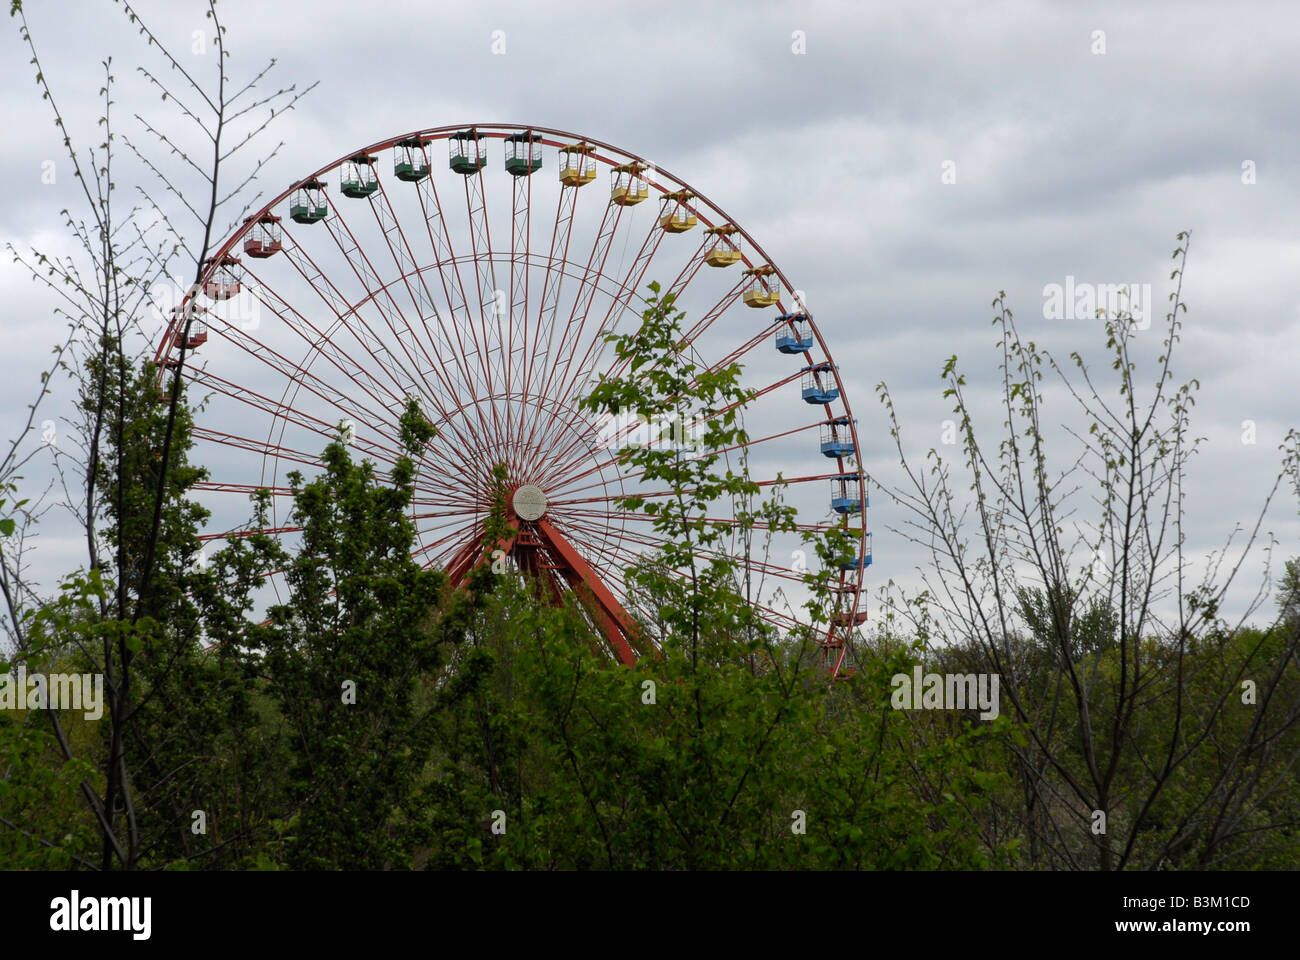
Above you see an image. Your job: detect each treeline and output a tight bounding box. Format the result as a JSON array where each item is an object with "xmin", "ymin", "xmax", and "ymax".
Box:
[{"xmin": 2, "ymin": 315, "xmax": 1298, "ymax": 870}]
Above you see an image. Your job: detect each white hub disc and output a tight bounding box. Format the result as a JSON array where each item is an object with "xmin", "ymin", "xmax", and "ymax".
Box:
[{"xmin": 513, "ymin": 484, "xmax": 547, "ymax": 521}]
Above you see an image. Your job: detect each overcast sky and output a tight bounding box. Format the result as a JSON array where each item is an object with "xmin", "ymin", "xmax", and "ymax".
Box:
[{"xmin": 2, "ymin": 0, "xmax": 1297, "ymax": 635}]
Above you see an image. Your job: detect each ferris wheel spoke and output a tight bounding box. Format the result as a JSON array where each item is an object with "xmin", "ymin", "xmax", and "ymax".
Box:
[
  {"xmin": 530, "ymin": 198, "xmax": 625, "ymax": 425},
  {"xmin": 557, "ymin": 224, "xmax": 710, "ymax": 415},
  {"xmin": 547, "ymin": 465, "xmax": 848, "ymax": 509},
  {"xmin": 191, "ymin": 309, "xmax": 398, "ymax": 453},
  {"xmin": 184, "ymin": 366, "xmax": 352, "ymax": 443},
  {"xmin": 271, "ymin": 234, "xmax": 495, "ymax": 459},
  {"xmin": 682, "ymin": 542, "xmax": 817, "ymax": 590},
  {"xmin": 662, "ymin": 234, "xmax": 712, "ymax": 302},
  {"xmin": 410, "ymin": 489, "xmax": 484, "ymax": 511},
  {"xmin": 187, "ymin": 292, "xmax": 482, "ymax": 479},
  {"xmin": 557, "ymin": 227, "xmax": 715, "ymax": 430},
  {"xmin": 255, "ymin": 237, "xmax": 416, "ymax": 408},
  {"xmin": 367, "ymin": 176, "xmax": 465, "ymax": 385},
  {"xmin": 549, "ymin": 514, "xmax": 657, "ymax": 555},
  {"xmin": 192, "ymin": 481, "xmax": 293, "ymax": 497},
  {"xmin": 456, "ymin": 151, "xmax": 515, "ymax": 470},
  {"xmin": 507, "ymin": 159, "xmax": 533, "ymax": 395},
  {"xmin": 549, "ymin": 218, "xmax": 666, "ymax": 418},
  {"xmin": 514, "ymin": 248, "xmax": 681, "ymax": 482},
  {"xmin": 415, "ymin": 518, "xmax": 484, "ymax": 553},
  {"xmin": 311, "ymin": 194, "xmax": 511, "ymax": 474},
  {"xmin": 379, "ymin": 167, "xmax": 514, "ymax": 476},
  {"xmin": 521, "ymin": 179, "xmax": 579, "ymax": 433},
  {"xmin": 192, "ymin": 427, "xmax": 380, "ymax": 473},
  {"xmin": 463, "ymin": 150, "xmax": 501, "ymax": 350},
  {"xmin": 216, "ymin": 267, "xmax": 415, "ymax": 431},
  {"xmin": 196, "ymin": 523, "xmax": 301, "ymax": 543},
  {"xmin": 517, "ymin": 199, "xmax": 590, "ymax": 471},
  {"xmin": 319, "ymin": 195, "xmax": 480, "ymax": 428},
  {"xmin": 541, "ymin": 368, "xmax": 808, "ymax": 493},
  {"xmin": 411, "ymin": 521, "xmax": 482, "ymax": 567},
  {"xmin": 410, "ymin": 482, "xmax": 485, "ymax": 514},
  {"xmin": 557, "ymin": 507, "xmax": 832, "ymax": 536},
  {"xmin": 412, "ymin": 145, "xmax": 498, "ymax": 411},
  {"xmin": 190, "ymin": 364, "xmax": 474, "ymax": 483},
  {"xmin": 410, "ymin": 470, "xmax": 491, "ymax": 505},
  {"xmin": 365, "ymin": 176, "xmax": 505, "ymax": 452},
  {"xmin": 503, "ymin": 170, "xmax": 532, "ymax": 481},
  {"xmin": 411, "ymin": 505, "xmax": 485, "ymax": 521},
  {"xmin": 535, "ymin": 278, "xmax": 754, "ymax": 480}
]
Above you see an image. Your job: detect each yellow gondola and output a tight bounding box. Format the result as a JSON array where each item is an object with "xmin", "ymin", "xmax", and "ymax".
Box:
[
  {"xmin": 705, "ymin": 224, "xmax": 741, "ymax": 267},
  {"xmin": 659, "ymin": 190, "xmax": 697, "ymax": 232},
  {"xmin": 558, "ymin": 142, "xmax": 597, "ymax": 186},
  {"xmin": 742, "ymin": 265, "xmax": 780, "ymax": 307},
  {"xmin": 611, "ymin": 163, "xmax": 649, "ymax": 205}
]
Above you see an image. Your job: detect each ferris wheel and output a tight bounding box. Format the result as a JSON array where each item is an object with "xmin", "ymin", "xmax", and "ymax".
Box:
[{"xmin": 155, "ymin": 123, "xmax": 870, "ymax": 676}]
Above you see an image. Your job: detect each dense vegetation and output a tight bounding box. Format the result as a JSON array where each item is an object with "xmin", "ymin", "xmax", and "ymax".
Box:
[{"xmin": 2, "ymin": 278, "xmax": 1298, "ymax": 872}]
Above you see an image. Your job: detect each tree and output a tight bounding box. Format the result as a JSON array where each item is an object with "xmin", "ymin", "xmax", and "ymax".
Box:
[
  {"xmin": 2, "ymin": 0, "xmax": 313, "ymax": 869},
  {"xmin": 873, "ymin": 232, "xmax": 1300, "ymax": 869},
  {"xmin": 227, "ymin": 400, "xmax": 455, "ymax": 869},
  {"xmin": 1277, "ymin": 558, "xmax": 1300, "ymax": 628}
]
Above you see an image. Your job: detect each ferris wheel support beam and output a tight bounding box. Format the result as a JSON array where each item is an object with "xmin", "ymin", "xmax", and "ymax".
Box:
[
  {"xmin": 445, "ymin": 516, "xmax": 520, "ymax": 589},
  {"xmin": 437, "ymin": 512, "xmax": 641, "ymax": 666},
  {"xmin": 535, "ymin": 517, "xmax": 639, "ymax": 665}
]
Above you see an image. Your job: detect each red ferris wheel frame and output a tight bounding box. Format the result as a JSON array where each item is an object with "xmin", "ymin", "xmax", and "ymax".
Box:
[{"xmin": 155, "ymin": 122, "xmax": 871, "ymax": 676}]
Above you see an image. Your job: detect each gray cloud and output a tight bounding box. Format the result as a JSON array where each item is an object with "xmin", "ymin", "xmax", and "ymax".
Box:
[{"xmin": 2, "ymin": 0, "xmax": 1296, "ymax": 634}]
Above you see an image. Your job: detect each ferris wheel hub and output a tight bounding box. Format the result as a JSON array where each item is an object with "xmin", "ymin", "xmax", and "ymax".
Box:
[{"xmin": 512, "ymin": 484, "xmax": 547, "ymax": 521}]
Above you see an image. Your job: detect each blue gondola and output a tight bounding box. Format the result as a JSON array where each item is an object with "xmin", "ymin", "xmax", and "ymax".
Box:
[
  {"xmin": 820, "ymin": 415, "xmax": 856, "ymax": 458},
  {"xmin": 830, "ymin": 474, "xmax": 866, "ymax": 514},
  {"xmin": 801, "ymin": 363, "xmax": 839, "ymax": 404},
  {"xmin": 775, "ymin": 312, "xmax": 813, "ymax": 353},
  {"xmin": 836, "ymin": 532, "xmax": 873, "ymax": 570}
]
